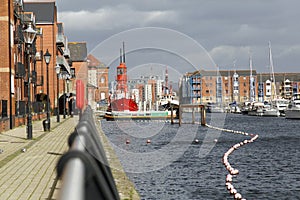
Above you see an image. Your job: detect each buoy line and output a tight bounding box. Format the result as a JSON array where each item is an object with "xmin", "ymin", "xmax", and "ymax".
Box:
[{"xmin": 205, "ymin": 123, "xmax": 259, "ymax": 200}]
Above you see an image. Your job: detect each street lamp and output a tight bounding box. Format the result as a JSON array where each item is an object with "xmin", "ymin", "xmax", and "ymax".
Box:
[
  {"xmin": 23, "ymin": 23, "xmax": 36, "ymax": 139},
  {"xmin": 62, "ymin": 72, "xmax": 71, "ymax": 119},
  {"xmin": 55, "ymin": 64, "xmax": 61, "ymax": 122},
  {"xmin": 43, "ymin": 49, "xmax": 51, "ymax": 131}
]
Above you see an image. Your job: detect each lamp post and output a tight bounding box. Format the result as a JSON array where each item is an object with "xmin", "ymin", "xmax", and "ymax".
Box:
[
  {"xmin": 66, "ymin": 78, "xmax": 70, "ymax": 116},
  {"xmin": 55, "ymin": 64, "xmax": 61, "ymax": 122},
  {"xmin": 62, "ymin": 72, "xmax": 67, "ymax": 119},
  {"xmin": 43, "ymin": 49, "xmax": 51, "ymax": 131},
  {"xmin": 63, "ymin": 77, "xmax": 66, "ymax": 119},
  {"xmin": 23, "ymin": 23, "xmax": 36, "ymax": 139}
]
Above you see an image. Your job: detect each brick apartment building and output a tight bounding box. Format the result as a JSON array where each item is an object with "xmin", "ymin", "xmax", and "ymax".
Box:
[
  {"xmin": 0, "ymin": 0, "xmax": 93, "ymax": 132},
  {"xmin": 180, "ymin": 69, "xmax": 300, "ymax": 105}
]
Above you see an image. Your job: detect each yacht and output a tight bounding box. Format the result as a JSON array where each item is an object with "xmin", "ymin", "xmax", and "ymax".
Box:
[
  {"xmin": 285, "ymin": 93, "xmax": 300, "ymax": 119},
  {"xmin": 228, "ymin": 102, "xmax": 241, "ymax": 114},
  {"xmin": 158, "ymin": 92, "xmax": 179, "ymax": 110},
  {"xmin": 248, "ymin": 102, "xmax": 264, "ymax": 116},
  {"xmin": 262, "ymin": 102, "xmax": 280, "ymax": 117},
  {"xmin": 271, "ymin": 98, "xmax": 288, "ymax": 116},
  {"xmin": 241, "ymin": 101, "xmax": 251, "ymax": 115}
]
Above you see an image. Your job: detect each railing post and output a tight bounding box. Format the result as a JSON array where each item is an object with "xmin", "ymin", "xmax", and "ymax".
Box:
[
  {"xmin": 179, "ymin": 105, "xmax": 182, "ymax": 126},
  {"xmin": 170, "ymin": 106, "xmax": 174, "ymax": 124},
  {"xmin": 201, "ymin": 105, "xmax": 206, "ymax": 126},
  {"xmin": 192, "ymin": 107, "xmax": 195, "ymax": 124}
]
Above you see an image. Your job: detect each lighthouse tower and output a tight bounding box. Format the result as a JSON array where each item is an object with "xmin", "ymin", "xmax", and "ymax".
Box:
[{"xmin": 116, "ymin": 42, "xmax": 128, "ymax": 98}]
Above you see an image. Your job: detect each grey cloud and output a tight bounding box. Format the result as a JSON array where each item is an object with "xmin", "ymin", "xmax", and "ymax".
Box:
[{"xmin": 56, "ymin": 0, "xmax": 300, "ymax": 73}]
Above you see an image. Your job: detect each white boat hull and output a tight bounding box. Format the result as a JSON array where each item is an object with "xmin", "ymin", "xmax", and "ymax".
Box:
[
  {"xmin": 263, "ymin": 109, "xmax": 280, "ymax": 117},
  {"xmin": 248, "ymin": 111, "xmax": 263, "ymax": 116}
]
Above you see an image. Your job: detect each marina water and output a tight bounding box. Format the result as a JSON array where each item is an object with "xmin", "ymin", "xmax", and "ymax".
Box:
[{"xmin": 100, "ymin": 113, "xmax": 300, "ymax": 200}]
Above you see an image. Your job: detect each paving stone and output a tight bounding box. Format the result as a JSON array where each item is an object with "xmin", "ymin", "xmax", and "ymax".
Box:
[{"xmin": 0, "ymin": 116, "xmax": 76, "ymax": 200}]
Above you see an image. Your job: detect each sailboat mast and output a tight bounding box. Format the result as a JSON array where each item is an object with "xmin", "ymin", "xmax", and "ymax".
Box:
[
  {"xmin": 269, "ymin": 41, "xmax": 277, "ymax": 99},
  {"xmin": 249, "ymin": 54, "xmax": 255, "ymax": 102}
]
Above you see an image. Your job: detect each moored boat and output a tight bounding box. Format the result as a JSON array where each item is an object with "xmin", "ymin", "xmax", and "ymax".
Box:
[
  {"xmin": 248, "ymin": 102, "xmax": 264, "ymax": 116},
  {"xmin": 104, "ymin": 110, "xmax": 173, "ymax": 121},
  {"xmin": 285, "ymin": 93, "xmax": 300, "ymax": 119},
  {"xmin": 241, "ymin": 102, "xmax": 251, "ymax": 115},
  {"xmin": 262, "ymin": 102, "xmax": 280, "ymax": 117},
  {"xmin": 228, "ymin": 101, "xmax": 241, "ymax": 114},
  {"xmin": 271, "ymin": 98, "xmax": 288, "ymax": 116}
]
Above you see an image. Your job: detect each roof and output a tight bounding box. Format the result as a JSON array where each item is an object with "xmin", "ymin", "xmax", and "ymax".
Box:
[
  {"xmin": 186, "ymin": 70, "xmax": 300, "ymax": 82},
  {"xmin": 68, "ymin": 42, "xmax": 87, "ymax": 62},
  {"xmin": 23, "ymin": 2, "xmax": 56, "ymax": 24},
  {"xmin": 87, "ymin": 54, "xmax": 100, "ymax": 68},
  {"xmin": 190, "ymin": 69, "xmax": 258, "ymax": 77},
  {"xmin": 258, "ymin": 73, "xmax": 300, "ymax": 82}
]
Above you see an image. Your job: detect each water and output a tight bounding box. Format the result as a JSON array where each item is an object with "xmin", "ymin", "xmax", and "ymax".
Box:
[{"xmin": 100, "ymin": 113, "xmax": 300, "ymax": 200}]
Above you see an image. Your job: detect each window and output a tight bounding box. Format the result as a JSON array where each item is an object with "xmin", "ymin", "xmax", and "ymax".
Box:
[
  {"xmin": 100, "ymin": 92, "xmax": 106, "ymax": 100},
  {"xmin": 100, "ymin": 77, "xmax": 105, "ymax": 84},
  {"xmin": 117, "ymin": 68, "xmax": 124, "ymax": 75}
]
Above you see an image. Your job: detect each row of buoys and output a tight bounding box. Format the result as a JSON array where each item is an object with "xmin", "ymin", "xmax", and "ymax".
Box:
[
  {"xmin": 205, "ymin": 123, "xmax": 259, "ymax": 200},
  {"xmin": 125, "ymin": 139, "xmax": 152, "ymax": 144}
]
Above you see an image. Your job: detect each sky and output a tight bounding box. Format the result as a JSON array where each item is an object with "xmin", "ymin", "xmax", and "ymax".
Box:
[{"xmin": 55, "ymin": 0, "xmax": 300, "ymax": 81}]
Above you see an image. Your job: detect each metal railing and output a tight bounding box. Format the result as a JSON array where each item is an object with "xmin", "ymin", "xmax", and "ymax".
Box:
[{"xmin": 57, "ymin": 106, "xmax": 120, "ymax": 200}]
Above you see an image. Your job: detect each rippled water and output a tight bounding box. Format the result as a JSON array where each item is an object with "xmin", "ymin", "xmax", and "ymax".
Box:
[{"xmin": 100, "ymin": 113, "xmax": 300, "ymax": 200}]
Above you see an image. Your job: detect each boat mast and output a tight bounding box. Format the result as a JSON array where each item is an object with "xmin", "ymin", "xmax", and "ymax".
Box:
[
  {"xmin": 269, "ymin": 41, "xmax": 277, "ymax": 99},
  {"xmin": 216, "ymin": 65, "xmax": 222, "ymax": 105},
  {"xmin": 249, "ymin": 53, "xmax": 255, "ymax": 102},
  {"xmin": 232, "ymin": 59, "xmax": 239, "ymax": 103},
  {"xmin": 164, "ymin": 66, "xmax": 169, "ymax": 95}
]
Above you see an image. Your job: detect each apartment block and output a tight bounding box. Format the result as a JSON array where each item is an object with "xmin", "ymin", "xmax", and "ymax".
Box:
[
  {"xmin": 180, "ymin": 70, "xmax": 300, "ymax": 105},
  {"xmin": 0, "ymin": 0, "xmax": 92, "ymax": 131}
]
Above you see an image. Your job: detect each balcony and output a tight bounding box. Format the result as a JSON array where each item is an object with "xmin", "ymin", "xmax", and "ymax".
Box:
[
  {"xmin": 56, "ymin": 55, "xmax": 70, "ymax": 74},
  {"xmin": 63, "ymin": 48, "xmax": 70, "ymax": 58},
  {"xmin": 56, "ymin": 33, "xmax": 65, "ymax": 47}
]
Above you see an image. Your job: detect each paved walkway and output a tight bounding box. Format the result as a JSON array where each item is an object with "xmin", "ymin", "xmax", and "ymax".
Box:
[{"xmin": 0, "ymin": 116, "xmax": 78, "ymax": 200}]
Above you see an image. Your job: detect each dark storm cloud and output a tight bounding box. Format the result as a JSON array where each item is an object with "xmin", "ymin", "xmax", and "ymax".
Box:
[{"xmin": 56, "ymin": 0, "xmax": 300, "ymax": 73}]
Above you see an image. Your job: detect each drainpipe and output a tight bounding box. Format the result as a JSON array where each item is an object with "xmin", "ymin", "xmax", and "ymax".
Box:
[{"xmin": 8, "ymin": 0, "xmax": 13, "ymax": 129}]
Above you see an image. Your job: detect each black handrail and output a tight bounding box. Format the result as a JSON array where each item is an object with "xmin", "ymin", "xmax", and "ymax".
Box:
[{"xmin": 57, "ymin": 106, "xmax": 120, "ymax": 200}]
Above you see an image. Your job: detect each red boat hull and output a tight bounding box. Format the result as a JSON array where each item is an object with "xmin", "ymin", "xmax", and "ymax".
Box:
[{"xmin": 108, "ymin": 98, "xmax": 138, "ymax": 112}]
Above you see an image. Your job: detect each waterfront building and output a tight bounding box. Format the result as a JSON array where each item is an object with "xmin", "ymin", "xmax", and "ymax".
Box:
[
  {"xmin": 180, "ymin": 70, "xmax": 300, "ymax": 106},
  {"xmin": 180, "ymin": 70, "xmax": 257, "ymax": 105}
]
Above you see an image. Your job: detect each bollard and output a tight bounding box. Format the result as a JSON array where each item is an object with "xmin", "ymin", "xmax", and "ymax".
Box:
[
  {"xmin": 43, "ymin": 119, "xmax": 50, "ymax": 131},
  {"xmin": 170, "ymin": 106, "xmax": 174, "ymax": 124},
  {"xmin": 201, "ymin": 106, "xmax": 206, "ymax": 126}
]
